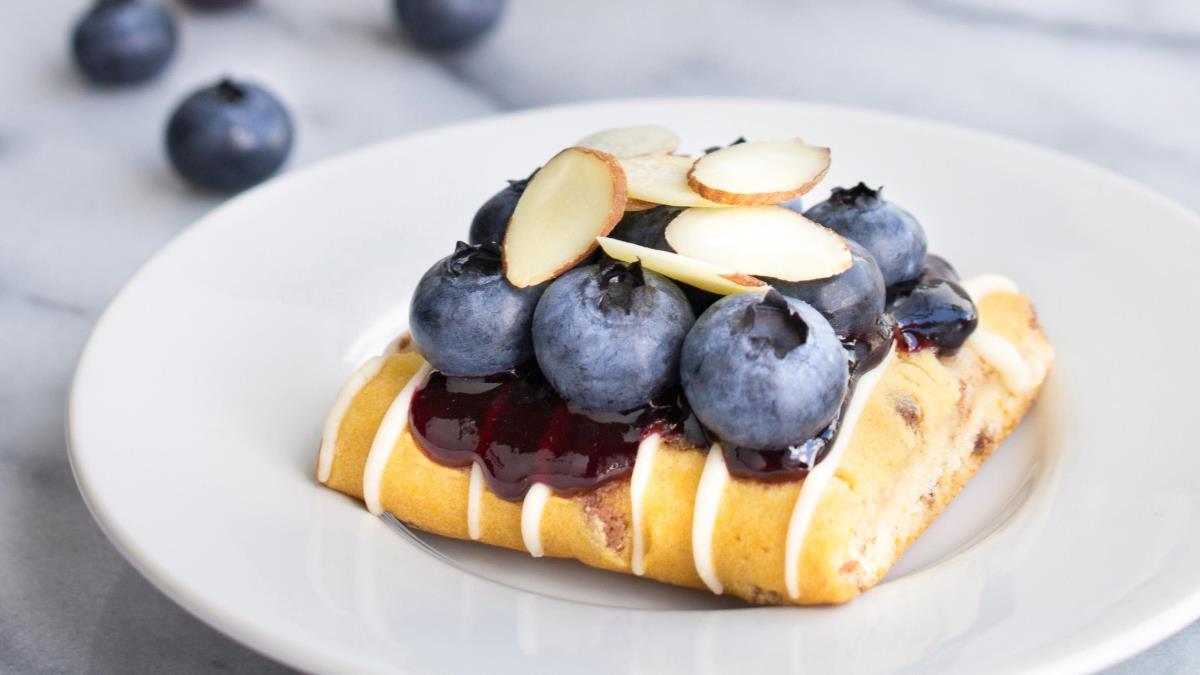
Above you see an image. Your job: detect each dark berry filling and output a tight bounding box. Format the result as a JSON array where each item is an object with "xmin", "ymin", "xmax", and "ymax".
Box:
[{"xmin": 409, "ymin": 367, "xmax": 700, "ymax": 501}]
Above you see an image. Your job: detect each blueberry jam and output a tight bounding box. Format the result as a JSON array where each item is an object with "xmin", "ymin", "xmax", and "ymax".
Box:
[
  {"xmin": 409, "ymin": 367, "xmax": 698, "ymax": 500},
  {"xmin": 889, "ymin": 279, "xmax": 977, "ymax": 353}
]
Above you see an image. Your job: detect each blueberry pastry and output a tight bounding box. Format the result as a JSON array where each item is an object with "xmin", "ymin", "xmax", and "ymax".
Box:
[{"xmin": 317, "ymin": 127, "xmax": 1054, "ymax": 605}]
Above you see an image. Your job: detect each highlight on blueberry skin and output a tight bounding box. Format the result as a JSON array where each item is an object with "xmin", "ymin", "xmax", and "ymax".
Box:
[
  {"xmin": 72, "ymin": 0, "xmax": 177, "ymax": 85},
  {"xmin": 532, "ymin": 259, "xmax": 694, "ymax": 412},
  {"xmin": 393, "ymin": 0, "xmax": 506, "ymax": 51},
  {"xmin": 681, "ymin": 290, "xmax": 849, "ymax": 449},
  {"xmin": 468, "ymin": 176, "xmax": 528, "ymax": 245},
  {"xmin": 804, "ymin": 183, "xmax": 927, "ymax": 288},
  {"xmin": 165, "ymin": 78, "xmax": 294, "ymax": 193},
  {"xmin": 770, "ymin": 237, "xmax": 886, "ymax": 339},
  {"xmin": 410, "ymin": 242, "xmax": 545, "ymax": 376}
]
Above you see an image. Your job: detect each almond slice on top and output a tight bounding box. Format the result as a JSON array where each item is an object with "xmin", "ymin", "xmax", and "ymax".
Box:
[
  {"xmin": 620, "ymin": 154, "xmax": 728, "ymax": 208},
  {"xmin": 503, "ymin": 147, "xmax": 627, "ymax": 287},
  {"xmin": 597, "ymin": 237, "xmax": 766, "ymax": 296},
  {"xmin": 577, "ymin": 125, "xmax": 680, "ymax": 158},
  {"xmin": 624, "ymin": 198, "xmax": 659, "ymax": 212},
  {"xmin": 687, "ymin": 139, "xmax": 830, "ymax": 205},
  {"xmin": 665, "ymin": 206, "xmax": 850, "ymax": 282}
]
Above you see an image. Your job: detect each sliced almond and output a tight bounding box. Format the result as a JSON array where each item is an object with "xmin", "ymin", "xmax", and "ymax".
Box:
[
  {"xmin": 665, "ymin": 206, "xmax": 850, "ymax": 282},
  {"xmin": 577, "ymin": 125, "xmax": 679, "ymax": 158},
  {"xmin": 597, "ymin": 237, "xmax": 767, "ymax": 296},
  {"xmin": 624, "ymin": 198, "xmax": 659, "ymax": 212},
  {"xmin": 503, "ymin": 147, "xmax": 627, "ymax": 287},
  {"xmin": 687, "ymin": 139, "xmax": 830, "ymax": 205},
  {"xmin": 620, "ymin": 154, "xmax": 728, "ymax": 208}
]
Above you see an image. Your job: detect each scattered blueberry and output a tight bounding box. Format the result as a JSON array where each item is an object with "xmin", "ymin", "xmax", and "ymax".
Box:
[
  {"xmin": 182, "ymin": 0, "xmax": 252, "ymax": 8},
  {"xmin": 410, "ymin": 242, "xmax": 545, "ymax": 375},
  {"xmin": 771, "ymin": 237, "xmax": 885, "ymax": 338},
  {"xmin": 608, "ymin": 205, "xmax": 680, "ymax": 251},
  {"xmin": 72, "ymin": 0, "xmax": 177, "ymax": 85},
  {"xmin": 804, "ymin": 183, "xmax": 927, "ymax": 287},
  {"xmin": 890, "ymin": 279, "xmax": 977, "ymax": 353},
  {"xmin": 165, "ymin": 78, "xmax": 293, "ymax": 193},
  {"xmin": 532, "ymin": 259, "xmax": 694, "ymax": 412},
  {"xmin": 393, "ymin": 0, "xmax": 506, "ymax": 51},
  {"xmin": 920, "ymin": 253, "xmax": 959, "ymax": 283},
  {"xmin": 681, "ymin": 290, "xmax": 848, "ymax": 449},
  {"xmin": 468, "ymin": 176, "xmax": 528, "ymax": 245}
]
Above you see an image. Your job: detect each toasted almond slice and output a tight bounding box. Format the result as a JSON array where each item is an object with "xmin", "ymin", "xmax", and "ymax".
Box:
[
  {"xmin": 665, "ymin": 206, "xmax": 850, "ymax": 282},
  {"xmin": 504, "ymin": 147, "xmax": 627, "ymax": 287},
  {"xmin": 687, "ymin": 139, "xmax": 830, "ymax": 205},
  {"xmin": 577, "ymin": 125, "xmax": 680, "ymax": 158},
  {"xmin": 624, "ymin": 198, "xmax": 659, "ymax": 212},
  {"xmin": 620, "ymin": 154, "xmax": 728, "ymax": 208},
  {"xmin": 597, "ymin": 237, "xmax": 767, "ymax": 296}
]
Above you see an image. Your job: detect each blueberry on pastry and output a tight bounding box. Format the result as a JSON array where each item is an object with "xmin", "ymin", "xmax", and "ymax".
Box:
[{"xmin": 318, "ymin": 127, "xmax": 1054, "ymax": 605}]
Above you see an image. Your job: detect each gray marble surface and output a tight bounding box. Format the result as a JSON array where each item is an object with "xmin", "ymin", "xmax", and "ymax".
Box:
[{"xmin": 2, "ymin": 0, "xmax": 1198, "ymax": 672}]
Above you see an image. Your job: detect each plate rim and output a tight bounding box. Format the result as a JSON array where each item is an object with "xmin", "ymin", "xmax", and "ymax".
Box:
[{"xmin": 67, "ymin": 96, "xmax": 1200, "ymax": 674}]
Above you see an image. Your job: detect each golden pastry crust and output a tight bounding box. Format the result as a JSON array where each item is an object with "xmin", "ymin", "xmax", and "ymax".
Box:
[{"xmin": 319, "ymin": 288, "xmax": 1053, "ymax": 605}]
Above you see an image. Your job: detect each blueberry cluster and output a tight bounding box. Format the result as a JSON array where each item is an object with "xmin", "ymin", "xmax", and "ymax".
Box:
[{"xmin": 409, "ymin": 179, "xmax": 979, "ymax": 451}]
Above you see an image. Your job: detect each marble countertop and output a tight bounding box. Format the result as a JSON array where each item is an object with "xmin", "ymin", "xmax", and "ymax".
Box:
[{"xmin": 3, "ymin": 0, "xmax": 1197, "ymax": 672}]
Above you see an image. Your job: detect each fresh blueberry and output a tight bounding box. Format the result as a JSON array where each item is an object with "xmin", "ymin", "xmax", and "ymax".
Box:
[
  {"xmin": 468, "ymin": 176, "xmax": 528, "ymax": 245},
  {"xmin": 72, "ymin": 0, "xmax": 177, "ymax": 85},
  {"xmin": 702, "ymin": 137, "xmax": 746, "ymax": 155},
  {"xmin": 890, "ymin": 279, "xmax": 977, "ymax": 353},
  {"xmin": 771, "ymin": 238, "xmax": 885, "ymax": 338},
  {"xmin": 804, "ymin": 183, "xmax": 927, "ymax": 287},
  {"xmin": 608, "ymin": 205, "xmax": 680, "ymax": 251},
  {"xmin": 681, "ymin": 290, "xmax": 848, "ymax": 449},
  {"xmin": 920, "ymin": 253, "xmax": 959, "ymax": 283},
  {"xmin": 393, "ymin": 0, "xmax": 505, "ymax": 51},
  {"xmin": 165, "ymin": 78, "xmax": 293, "ymax": 193},
  {"xmin": 182, "ymin": 0, "xmax": 252, "ymax": 8},
  {"xmin": 410, "ymin": 242, "xmax": 545, "ymax": 375},
  {"xmin": 532, "ymin": 259, "xmax": 694, "ymax": 412}
]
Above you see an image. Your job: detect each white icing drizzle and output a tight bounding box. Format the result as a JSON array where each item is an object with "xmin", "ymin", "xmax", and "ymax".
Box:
[
  {"xmin": 629, "ymin": 433, "xmax": 661, "ymax": 576},
  {"xmin": 317, "ymin": 356, "xmax": 386, "ymax": 483},
  {"xmin": 467, "ymin": 463, "xmax": 485, "ymax": 541},
  {"xmin": 959, "ymin": 273, "xmax": 1019, "ymax": 300},
  {"xmin": 362, "ymin": 362, "xmax": 432, "ymax": 515},
  {"xmin": 959, "ymin": 273, "xmax": 1033, "ymax": 393},
  {"xmin": 691, "ymin": 444, "xmax": 729, "ymax": 595},
  {"xmin": 785, "ymin": 344, "xmax": 895, "ymax": 600},
  {"xmin": 521, "ymin": 483, "xmax": 552, "ymax": 557},
  {"xmin": 969, "ymin": 330, "xmax": 1033, "ymax": 393}
]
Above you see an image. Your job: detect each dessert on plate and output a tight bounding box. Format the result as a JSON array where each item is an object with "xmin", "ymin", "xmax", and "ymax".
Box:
[{"xmin": 317, "ymin": 125, "xmax": 1053, "ymax": 605}]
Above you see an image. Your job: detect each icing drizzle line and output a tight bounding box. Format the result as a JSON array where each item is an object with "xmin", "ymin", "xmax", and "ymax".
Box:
[{"xmin": 362, "ymin": 362, "xmax": 432, "ymax": 515}]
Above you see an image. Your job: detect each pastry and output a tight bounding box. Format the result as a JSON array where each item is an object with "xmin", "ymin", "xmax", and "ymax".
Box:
[{"xmin": 317, "ymin": 126, "xmax": 1054, "ymax": 605}]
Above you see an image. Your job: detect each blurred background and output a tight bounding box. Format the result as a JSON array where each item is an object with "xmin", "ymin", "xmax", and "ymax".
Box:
[{"xmin": 3, "ymin": 0, "xmax": 1198, "ymax": 672}]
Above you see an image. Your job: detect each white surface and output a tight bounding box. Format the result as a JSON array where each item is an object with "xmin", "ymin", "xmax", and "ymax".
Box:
[
  {"xmin": 67, "ymin": 100, "xmax": 1200, "ymax": 674},
  {"xmin": 6, "ymin": 1, "xmax": 1200, "ymax": 672}
]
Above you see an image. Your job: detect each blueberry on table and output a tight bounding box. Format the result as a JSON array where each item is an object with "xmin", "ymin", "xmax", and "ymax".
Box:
[
  {"xmin": 182, "ymin": 0, "xmax": 252, "ymax": 8},
  {"xmin": 681, "ymin": 290, "xmax": 848, "ymax": 449},
  {"xmin": 804, "ymin": 183, "xmax": 928, "ymax": 287},
  {"xmin": 532, "ymin": 259, "xmax": 694, "ymax": 412},
  {"xmin": 410, "ymin": 242, "xmax": 545, "ymax": 376},
  {"xmin": 165, "ymin": 78, "xmax": 293, "ymax": 193},
  {"xmin": 468, "ymin": 176, "xmax": 528, "ymax": 245},
  {"xmin": 890, "ymin": 279, "xmax": 978, "ymax": 353},
  {"xmin": 72, "ymin": 0, "xmax": 177, "ymax": 85},
  {"xmin": 392, "ymin": 0, "xmax": 506, "ymax": 51},
  {"xmin": 608, "ymin": 205, "xmax": 681, "ymax": 252},
  {"xmin": 772, "ymin": 237, "xmax": 886, "ymax": 339}
]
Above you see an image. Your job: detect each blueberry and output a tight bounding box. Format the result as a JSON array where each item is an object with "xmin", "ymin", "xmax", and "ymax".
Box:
[
  {"xmin": 532, "ymin": 259, "xmax": 694, "ymax": 412},
  {"xmin": 608, "ymin": 205, "xmax": 680, "ymax": 251},
  {"xmin": 804, "ymin": 183, "xmax": 927, "ymax": 287},
  {"xmin": 182, "ymin": 0, "xmax": 252, "ymax": 8},
  {"xmin": 890, "ymin": 279, "xmax": 977, "ymax": 353},
  {"xmin": 165, "ymin": 78, "xmax": 293, "ymax": 193},
  {"xmin": 393, "ymin": 0, "xmax": 505, "ymax": 51},
  {"xmin": 468, "ymin": 176, "xmax": 528, "ymax": 245},
  {"xmin": 777, "ymin": 196, "xmax": 804, "ymax": 214},
  {"xmin": 410, "ymin": 242, "xmax": 545, "ymax": 375},
  {"xmin": 681, "ymin": 290, "xmax": 848, "ymax": 449},
  {"xmin": 72, "ymin": 0, "xmax": 177, "ymax": 85},
  {"xmin": 771, "ymin": 238, "xmax": 885, "ymax": 338},
  {"xmin": 920, "ymin": 253, "xmax": 959, "ymax": 283}
]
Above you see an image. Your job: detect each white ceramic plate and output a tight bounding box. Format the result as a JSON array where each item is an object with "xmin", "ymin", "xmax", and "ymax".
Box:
[{"xmin": 69, "ymin": 99, "xmax": 1200, "ymax": 674}]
